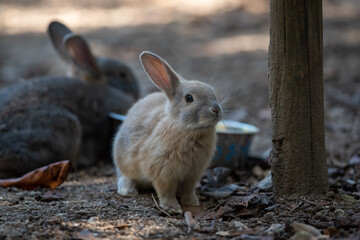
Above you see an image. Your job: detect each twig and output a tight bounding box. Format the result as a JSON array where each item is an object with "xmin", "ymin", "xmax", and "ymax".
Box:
[
  {"xmin": 184, "ymin": 211, "xmax": 193, "ymax": 233},
  {"xmin": 151, "ymin": 193, "xmax": 171, "ymax": 217},
  {"xmin": 100, "ymin": 224, "xmax": 132, "ymax": 230},
  {"xmin": 289, "ymin": 201, "xmax": 303, "ymax": 213},
  {"xmin": 300, "ymin": 197, "xmax": 318, "ymax": 206}
]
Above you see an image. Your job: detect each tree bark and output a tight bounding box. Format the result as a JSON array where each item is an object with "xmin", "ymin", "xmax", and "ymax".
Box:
[{"xmin": 269, "ymin": 0, "xmax": 328, "ymax": 196}]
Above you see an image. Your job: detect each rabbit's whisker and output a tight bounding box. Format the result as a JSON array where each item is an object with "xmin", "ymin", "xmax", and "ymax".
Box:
[
  {"xmin": 219, "ymin": 86, "xmax": 243, "ymax": 108},
  {"xmin": 208, "ymin": 71, "xmax": 219, "ymax": 87}
]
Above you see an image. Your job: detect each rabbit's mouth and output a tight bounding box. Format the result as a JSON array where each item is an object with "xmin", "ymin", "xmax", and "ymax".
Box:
[
  {"xmin": 193, "ymin": 117, "xmax": 221, "ymax": 130},
  {"xmin": 190, "ymin": 109, "xmax": 222, "ymax": 129}
]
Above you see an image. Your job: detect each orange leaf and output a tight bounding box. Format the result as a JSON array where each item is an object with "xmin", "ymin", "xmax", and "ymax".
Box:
[{"xmin": 0, "ymin": 160, "xmax": 71, "ymax": 190}]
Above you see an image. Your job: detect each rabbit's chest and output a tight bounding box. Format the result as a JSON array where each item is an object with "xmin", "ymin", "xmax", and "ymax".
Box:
[{"xmin": 154, "ymin": 128, "xmax": 216, "ymax": 163}]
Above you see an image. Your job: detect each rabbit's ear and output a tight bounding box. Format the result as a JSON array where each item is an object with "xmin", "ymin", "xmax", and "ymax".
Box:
[
  {"xmin": 47, "ymin": 21, "xmax": 73, "ymax": 62},
  {"xmin": 140, "ymin": 51, "xmax": 179, "ymax": 98},
  {"xmin": 63, "ymin": 35, "xmax": 100, "ymax": 79}
]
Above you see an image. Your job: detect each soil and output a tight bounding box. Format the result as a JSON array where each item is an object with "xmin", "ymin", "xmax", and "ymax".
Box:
[{"xmin": 0, "ymin": 0, "xmax": 359, "ymax": 239}]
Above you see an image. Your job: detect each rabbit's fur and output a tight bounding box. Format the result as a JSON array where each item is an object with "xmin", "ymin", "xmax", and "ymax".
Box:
[
  {"xmin": 47, "ymin": 21, "xmax": 139, "ymax": 113},
  {"xmin": 113, "ymin": 52, "xmax": 222, "ymax": 213},
  {"xmin": 0, "ymin": 21, "xmax": 139, "ymax": 178}
]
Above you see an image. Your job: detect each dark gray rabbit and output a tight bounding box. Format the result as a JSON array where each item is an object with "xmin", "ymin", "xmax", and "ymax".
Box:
[
  {"xmin": 48, "ymin": 21, "xmax": 139, "ymax": 112},
  {"xmin": 0, "ymin": 21, "xmax": 139, "ymax": 178}
]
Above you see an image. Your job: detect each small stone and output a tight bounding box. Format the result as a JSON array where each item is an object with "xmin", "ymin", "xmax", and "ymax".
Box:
[
  {"xmin": 216, "ymin": 231, "xmax": 230, "ymax": 236},
  {"xmin": 334, "ymin": 209, "xmax": 345, "ymax": 218},
  {"xmin": 265, "ymin": 223, "xmax": 285, "ymax": 235},
  {"xmin": 256, "ymin": 174, "xmax": 272, "ymax": 191},
  {"xmin": 345, "ymin": 179, "xmax": 356, "ymax": 185},
  {"xmin": 325, "ymin": 191, "xmax": 335, "ymax": 199},
  {"xmin": 305, "ymin": 207, "xmax": 316, "ymax": 214},
  {"xmin": 10, "ymin": 229, "xmax": 23, "ymax": 238},
  {"xmin": 252, "ymin": 165, "xmax": 266, "ymax": 179},
  {"xmin": 87, "ymin": 216, "xmax": 99, "ymax": 224},
  {"xmin": 292, "ymin": 222, "xmax": 321, "ymax": 237},
  {"xmin": 290, "ymin": 231, "xmax": 315, "ymax": 240},
  {"xmin": 345, "ymin": 209, "xmax": 354, "ymax": 216},
  {"xmin": 232, "ymin": 221, "xmax": 249, "ymax": 231},
  {"xmin": 46, "ymin": 217, "xmax": 60, "ymax": 224},
  {"xmin": 262, "ymin": 212, "xmax": 275, "ymax": 222},
  {"xmin": 334, "ymin": 209, "xmax": 351, "ymax": 227}
]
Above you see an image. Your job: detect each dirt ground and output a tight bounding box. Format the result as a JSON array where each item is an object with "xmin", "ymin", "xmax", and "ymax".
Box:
[{"xmin": 0, "ymin": 0, "xmax": 359, "ymax": 239}]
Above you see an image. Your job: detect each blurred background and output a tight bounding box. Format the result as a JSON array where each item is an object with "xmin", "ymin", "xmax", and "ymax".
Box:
[{"xmin": 0, "ymin": 0, "xmax": 359, "ymax": 165}]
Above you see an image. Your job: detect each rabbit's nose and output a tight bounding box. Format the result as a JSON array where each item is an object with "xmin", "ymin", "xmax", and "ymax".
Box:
[{"xmin": 211, "ymin": 104, "xmax": 221, "ymax": 118}]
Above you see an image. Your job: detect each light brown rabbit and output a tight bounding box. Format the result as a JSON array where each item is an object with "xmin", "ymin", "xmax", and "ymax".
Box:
[{"xmin": 113, "ymin": 51, "xmax": 222, "ymax": 213}]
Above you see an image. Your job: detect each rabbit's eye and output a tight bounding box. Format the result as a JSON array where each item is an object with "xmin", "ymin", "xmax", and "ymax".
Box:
[
  {"xmin": 185, "ymin": 94, "xmax": 193, "ymax": 103},
  {"xmin": 119, "ymin": 72, "xmax": 127, "ymax": 79}
]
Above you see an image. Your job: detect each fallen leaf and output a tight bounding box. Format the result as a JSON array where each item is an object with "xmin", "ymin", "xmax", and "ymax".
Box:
[
  {"xmin": 36, "ymin": 190, "xmax": 64, "ymax": 202},
  {"xmin": 0, "ymin": 160, "xmax": 71, "ymax": 190},
  {"xmin": 292, "ymin": 222, "xmax": 321, "ymax": 237},
  {"xmin": 201, "ymin": 184, "xmax": 241, "ymax": 199},
  {"xmin": 208, "ymin": 167, "xmax": 231, "ymax": 185},
  {"xmin": 233, "ymin": 208, "xmax": 254, "ymax": 218},
  {"xmin": 194, "ymin": 204, "xmax": 233, "ymax": 220},
  {"xmin": 181, "ymin": 205, "xmax": 206, "ymax": 216},
  {"xmin": 248, "ymin": 194, "xmax": 273, "ymax": 211},
  {"xmin": 341, "ymin": 194, "xmax": 359, "ymax": 203},
  {"xmin": 227, "ymin": 194, "xmax": 257, "ymax": 208}
]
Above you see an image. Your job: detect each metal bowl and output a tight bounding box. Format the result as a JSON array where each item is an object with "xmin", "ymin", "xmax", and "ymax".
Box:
[
  {"xmin": 211, "ymin": 120, "xmax": 259, "ymax": 169},
  {"xmin": 109, "ymin": 113, "xmax": 259, "ymax": 169}
]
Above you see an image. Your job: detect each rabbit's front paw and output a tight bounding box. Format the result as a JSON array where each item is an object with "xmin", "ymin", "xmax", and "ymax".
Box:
[
  {"xmin": 180, "ymin": 193, "xmax": 199, "ymax": 206},
  {"xmin": 159, "ymin": 198, "xmax": 182, "ymax": 214},
  {"xmin": 117, "ymin": 176, "xmax": 138, "ymax": 196}
]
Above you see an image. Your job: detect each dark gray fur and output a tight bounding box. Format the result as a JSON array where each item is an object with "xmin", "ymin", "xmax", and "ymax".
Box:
[{"xmin": 0, "ymin": 21, "xmax": 139, "ymax": 178}]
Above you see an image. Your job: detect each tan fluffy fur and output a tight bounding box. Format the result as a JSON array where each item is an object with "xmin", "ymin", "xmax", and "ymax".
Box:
[{"xmin": 113, "ymin": 52, "xmax": 222, "ymax": 213}]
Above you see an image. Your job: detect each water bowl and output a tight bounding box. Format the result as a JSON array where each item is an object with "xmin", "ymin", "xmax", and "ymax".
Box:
[{"xmin": 212, "ymin": 120, "xmax": 259, "ymax": 169}]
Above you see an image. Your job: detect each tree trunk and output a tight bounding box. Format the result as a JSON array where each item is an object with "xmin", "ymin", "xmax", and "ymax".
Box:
[{"xmin": 268, "ymin": 0, "xmax": 328, "ymax": 196}]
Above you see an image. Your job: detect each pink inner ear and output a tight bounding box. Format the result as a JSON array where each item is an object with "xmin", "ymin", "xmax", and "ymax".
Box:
[
  {"xmin": 65, "ymin": 36, "xmax": 99, "ymax": 74},
  {"xmin": 143, "ymin": 56, "xmax": 172, "ymax": 93}
]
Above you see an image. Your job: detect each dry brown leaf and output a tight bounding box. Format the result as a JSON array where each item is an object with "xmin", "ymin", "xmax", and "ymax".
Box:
[
  {"xmin": 181, "ymin": 205, "xmax": 207, "ymax": 216},
  {"xmin": 36, "ymin": 190, "xmax": 65, "ymax": 202},
  {"xmin": 0, "ymin": 160, "xmax": 71, "ymax": 190}
]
